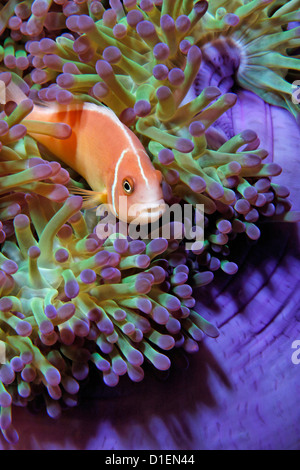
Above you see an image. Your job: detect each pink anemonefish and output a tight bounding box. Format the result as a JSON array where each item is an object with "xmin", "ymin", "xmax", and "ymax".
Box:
[{"xmin": 6, "ymin": 81, "xmax": 166, "ymax": 224}]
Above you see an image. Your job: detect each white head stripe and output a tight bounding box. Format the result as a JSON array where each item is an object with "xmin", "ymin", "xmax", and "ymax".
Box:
[
  {"xmin": 135, "ymin": 151, "xmax": 150, "ymax": 189},
  {"xmin": 111, "ymin": 148, "xmax": 129, "ymax": 217}
]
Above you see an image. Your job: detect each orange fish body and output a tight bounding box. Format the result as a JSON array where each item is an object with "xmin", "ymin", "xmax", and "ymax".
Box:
[{"xmin": 24, "ymin": 102, "xmax": 165, "ymax": 223}]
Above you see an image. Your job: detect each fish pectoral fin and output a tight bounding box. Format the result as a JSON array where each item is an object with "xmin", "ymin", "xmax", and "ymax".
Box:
[
  {"xmin": 82, "ymin": 193, "xmax": 108, "ymax": 210},
  {"xmin": 68, "ymin": 184, "xmax": 107, "ymax": 210}
]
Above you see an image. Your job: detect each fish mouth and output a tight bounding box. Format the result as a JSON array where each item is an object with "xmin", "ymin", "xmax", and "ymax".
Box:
[{"xmin": 128, "ymin": 199, "xmax": 167, "ymax": 224}]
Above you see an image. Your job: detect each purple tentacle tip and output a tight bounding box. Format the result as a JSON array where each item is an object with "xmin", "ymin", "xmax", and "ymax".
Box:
[
  {"xmin": 158, "ymin": 148, "xmax": 174, "ymax": 165},
  {"xmin": 176, "ymin": 138, "xmax": 194, "ymax": 153},
  {"xmin": 134, "ymin": 100, "xmax": 151, "ymax": 117},
  {"xmin": 65, "ymin": 280, "xmax": 80, "ymax": 299}
]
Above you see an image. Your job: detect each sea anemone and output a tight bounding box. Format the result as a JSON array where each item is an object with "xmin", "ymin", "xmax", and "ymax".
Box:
[
  {"xmin": 0, "ymin": 194, "xmax": 219, "ymax": 442},
  {"xmin": 13, "ymin": 0, "xmax": 298, "ymax": 265},
  {"xmin": 191, "ymin": 0, "xmax": 300, "ymax": 118},
  {"xmin": 0, "ymin": 0, "xmax": 299, "ymax": 447},
  {"xmin": 0, "ymin": 74, "xmax": 221, "ymax": 442}
]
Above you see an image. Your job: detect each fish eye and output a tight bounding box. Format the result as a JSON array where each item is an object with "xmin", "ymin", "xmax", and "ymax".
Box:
[{"xmin": 122, "ymin": 178, "xmax": 134, "ymax": 195}]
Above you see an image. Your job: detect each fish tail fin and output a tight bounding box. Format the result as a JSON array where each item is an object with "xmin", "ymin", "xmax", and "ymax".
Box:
[
  {"xmin": 0, "ymin": 70, "xmax": 30, "ymax": 105},
  {"xmin": 68, "ymin": 185, "xmax": 107, "ymax": 210},
  {"xmin": 6, "ymin": 81, "xmax": 28, "ymax": 104},
  {"xmin": 0, "ymin": 70, "xmax": 48, "ymax": 107}
]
